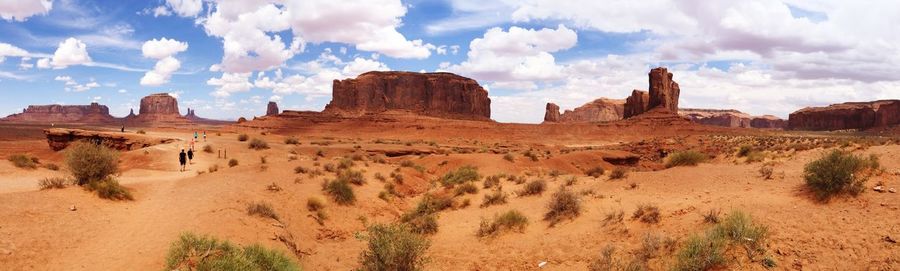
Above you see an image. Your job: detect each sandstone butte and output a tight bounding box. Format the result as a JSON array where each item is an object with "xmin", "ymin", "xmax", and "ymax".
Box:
[
  {"xmin": 323, "ymin": 71, "xmax": 491, "ymax": 120},
  {"xmin": 266, "ymin": 101, "xmax": 280, "ymax": 116},
  {"xmin": 788, "ymin": 100, "xmax": 900, "ymax": 131},
  {"xmin": 679, "ymin": 108, "xmax": 786, "ymax": 129},
  {"xmin": 1, "ymin": 103, "xmax": 116, "ymax": 123},
  {"xmin": 543, "ymin": 98, "xmax": 624, "ymax": 123},
  {"xmin": 2, "ymin": 93, "xmax": 223, "ymax": 126}
]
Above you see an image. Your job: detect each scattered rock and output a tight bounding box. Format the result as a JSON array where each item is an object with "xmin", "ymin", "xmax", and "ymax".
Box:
[
  {"xmin": 890, "ymin": 188, "xmax": 897, "ymax": 193},
  {"xmin": 69, "ymin": 205, "xmax": 76, "ymax": 211},
  {"xmin": 885, "ymin": 235, "xmax": 897, "ymax": 243},
  {"xmin": 874, "ymin": 186, "xmax": 885, "ymax": 192}
]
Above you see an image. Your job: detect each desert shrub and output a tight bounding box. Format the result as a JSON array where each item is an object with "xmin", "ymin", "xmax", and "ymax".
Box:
[
  {"xmin": 228, "ymin": 159, "xmax": 239, "ymax": 167},
  {"xmin": 759, "ymin": 164, "xmax": 774, "ymax": 180},
  {"xmin": 307, "ymin": 197, "xmax": 325, "ymax": 212},
  {"xmin": 338, "ymin": 157, "xmax": 355, "ymax": 170},
  {"xmin": 358, "ymin": 223, "xmax": 430, "ymax": 271},
  {"xmin": 202, "ymin": 145, "xmax": 213, "ymax": 153},
  {"xmin": 404, "ymin": 194, "xmax": 454, "ymax": 220},
  {"xmin": 524, "ymin": 150, "xmax": 539, "ymax": 161},
  {"xmin": 294, "ymin": 166, "xmax": 308, "ymax": 174},
  {"xmin": 674, "ymin": 210, "xmax": 768, "ymax": 270},
  {"xmin": 632, "ymin": 204, "xmax": 661, "ymax": 224},
  {"xmin": 248, "ymin": 138, "xmax": 269, "ymax": 150},
  {"xmin": 323, "ymin": 163, "xmax": 336, "ymax": 172},
  {"xmin": 8, "ymin": 154, "xmax": 37, "ymax": 169},
  {"xmin": 246, "ymin": 201, "xmax": 279, "ymax": 220},
  {"xmin": 209, "ymin": 164, "xmax": 219, "ymax": 173},
  {"xmin": 454, "ymin": 182, "xmax": 479, "ymax": 196},
  {"xmin": 665, "ymin": 151, "xmax": 707, "ymax": 168},
  {"xmin": 745, "ymin": 151, "xmax": 766, "ymax": 163},
  {"xmin": 324, "ymin": 179, "xmax": 356, "ymax": 205},
  {"xmin": 507, "ymin": 174, "xmax": 526, "ymax": 184},
  {"xmin": 564, "ymin": 176, "xmax": 577, "ymax": 186},
  {"xmin": 283, "ymin": 137, "xmax": 300, "ymax": 145},
  {"xmin": 609, "ymin": 167, "xmax": 628, "ymax": 179},
  {"xmin": 703, "ymin": 208, "xmax": 721, "ymax": 224},
  {"xmin": 476, "ymin": 210, "xmax": 528, "ymax": 237},
  {"xmin": 480, "ymin": 190, "xmax": 508, "ymax": 207},
  {"xmin": 315, "ymin": 149, "xmax": 325, "ymax": 157},
  {"xmin": 519, "ymin": 179, "xmax": 546, "ymax": 196},
  {"xmin": 44, "ymin": 163, "xmax": 60, "ymax": 171},
  {"xmin": 85, "ymin": 177, "xmax": 133, "ymax": 200},
  {"xmin": 544, "ymin": 187, "xmax": 581, "ymax": 226},
  {"xmin": 391, "ymin": 172, "xmax": 404, "ymax": 183},
  {"xmin": 602, "ymin": 210, "xmax": 625, "ymax": 225},
  {"xmin": 65, "ymin": 142, "xmax": 119, "ymax": 186},
  {"xmin": 804, "ymin": 150, "xmax": 879, "ymax": 201},
  {"xmin": 737, "ymin": 145, "xmax": 753, "ymax": 157},
  {"xmin": 483, "ymin": 175, "xmax": 501, "ymax": 188},
  {"xmin": 586, "ymin": 166, "xmax": 605, "ymax": 178},
  {"xmin": 439, "ymin": 166, "xmax": 481, "ymax": 187},
  {"xmin": 503, "ymin": 153, "xmax": 515, "ymax": 162},
  {"xmin": 674, "ymin": 233, "xmax": 726, "ymax": 271},
  {"xmin": 405, "ymin": 213, "xmax": 439, "ymax": 235},
  {"xmin": 237, "ymin": 134, "xmax": 249, "ymax": 141},
  {"xmin": 136, "ymin": 130, "xmax": 146, "ymax": 134},
  {"xmin": 38, "ymin": 177, "xmax": 68, "ymax": 190},
  {"xmin": 374, "ymin": 172, "xmax": 386, "ymax": 182},
  {"xmin": 713, "ymin": 210, "xmax": 768, "ymax": 259},
  {"xmin": 165, "ymin": 232, "xmax": 299, "ymax": 271},
  {"xmin": 337, "ymin": 169, "xmax": 366, "ymax": 185},
  {"xmin": 587, "ymin": 245, "xmax": 618, "ymax": 271}
]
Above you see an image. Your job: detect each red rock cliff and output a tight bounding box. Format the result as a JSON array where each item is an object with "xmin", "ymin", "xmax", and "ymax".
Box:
[
  {"xmin": 648, "ymin": 67, "xmax": 680, "ymax": 113},
  {"xmin": 544, "ymin": 103, "xmax": 560, "ymax": 122},
  {"xmin": 324, "ymin": 71, "xmax": 491, "ymax": 120},
  {"xmin": 266, "ymin": 101, "xmax": 279, "ymax": 116},
  {"xmin": 556, "ymin": 98, "xmax": 624, "ymax": 123},
  {"xmin": 624, "ymin": 90, "xmax": 650, "ymax": 118},
  {"xmin": 2, "ymin": 103, "xmax": 115, "ymax": 123},
  {"xmin": 788, "ymin": 100, "xmax": 900, "ymax": 131}
]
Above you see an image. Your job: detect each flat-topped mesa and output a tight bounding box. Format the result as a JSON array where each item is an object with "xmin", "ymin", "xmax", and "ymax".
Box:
[
  {"xmin": 545, "ymin": 98, "xmax": 625, "ymax": 123},
  {"xmin": 139, "ymin": 93, "xmax": 180, "ymax": 116},
  {"xmin": 623, "ymin": 90, "xmax": 650, "ymax": 118},
  {"xmin": 324, "ymin": 71, "xmax": 491, "ymax": 120},
  {"xmin": 751, "ymin": 115, "xmax": 787, "ymax": 129},
  {"xmin": 1, "ymin": 102, "xmax": 116, "ymax": 123},
  {"xmin": 266, "ymin": 101, "xmax": 279, "ymax": 116},
  {"xmin": 680, "ymin": 108, "xmax": 787, "ymax": 129},
  {"xmin": 648, "ymin": 67, "xmax": 680, "ymax": 113},
  {"xmin": 544, "ymin": 103, "xmax": 560, "ymax": 122},
  {"xmin": 788, "ymin": 100, "xmax": 900, "ymax": 131}
]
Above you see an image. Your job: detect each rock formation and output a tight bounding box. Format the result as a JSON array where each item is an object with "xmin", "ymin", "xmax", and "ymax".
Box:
[
  {"xmin": 750, "ymin": 115, "xmax": 787, "ymax": 129},
  {"xmin": 624, "ymin": 90, "xmax": 650, "ymax": 118},
  {"xmin": 544, "ymin": 98, "xmax": 625, "ymax": 123},
  {"xmin": 44, "ymin": 128, "xmax": 175, "ymax": 151},
  {"xmin": 266, "ymin": 102, "xmax": 279, "ymax": 116},
  {"xmin": 544, "ymin": 103, "xmax": 560, "ymax": 122},
  {"xmin": 139, "ymin": 93, "xmax": 180, "ymax": 116},
  {"xmin": 324, "ymin": 71, "xmax": 491, "ymax": 120},
  {"xmin": 648, "ymin": 67, "xmax": 680, "ymax": 112},
  {"xmin": 788, "ymin": 100, "xmax": 900, "ymax": 131},
  {"xmin": 1, "ymin": 103, "xmax": 116, "ymax": 123},
  {"xmin": 680, "ymin": 108, "xmax": 786, "ymax": 129}
]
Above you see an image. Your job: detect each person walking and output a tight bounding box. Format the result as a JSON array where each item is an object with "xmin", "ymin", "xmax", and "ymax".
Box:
[
  {"xmin": 202, "ymin": 130, "xmax": 207, "ymax": 142},
  {"xmin": 187, "ymin": 148, "xmax": 194, "ymax": 164},
  {"xmin": 179, "ymin": 149, "xmax": 187, "ymax": 172},
  {"xmin": 194, "ymin": 131, "xmax": 198, "ymax": 140}
]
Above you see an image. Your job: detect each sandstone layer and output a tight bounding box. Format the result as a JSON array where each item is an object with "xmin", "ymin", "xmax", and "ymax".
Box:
[
  {"xmin": 266, "ymin": 102, "xmax": 279, "ymax": 116},
  {"xmin": 44, "ymin": 128, "xmax": 175, "ymax": 151},
  {"xmin": 2, "ymin": 103, "xmax": 115, "ymax": 123},
  {"xmin": 544, "ymin": 98, "xmax": 624, "ymax": 123},
  {"xmin": 788, "ymin": 100, "xmax": 900, "ymax": 131},
  {"xmin": 624, "ymin": 90, "xmax": 650, "ymax": 118},
  {"xmin": 680, "ymin": 108, "xmax": 786, "ymax": 129},
  {"xmin": 544, "ymin": 103, "xmax": 560, "ymax": 122}
]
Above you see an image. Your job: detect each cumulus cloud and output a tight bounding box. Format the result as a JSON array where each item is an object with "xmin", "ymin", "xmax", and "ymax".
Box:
[
  {"xmin": 46, "ymin": 38, "xmax": 92, "ymax": 69},
  {"xmin": 54, "ymin": 75, "xmax": 100, "ymax": 92},
  {"xmin": 166, "ymin": 0, "xmax": 202, "ymax": 17},
  {"xmin": 208, "ymin": 72, "xmax": 254, "ymax": 97},
  {"xmin": 140, "ymin": 38, "xmax": 188, "ymax": 86},
  {"xmin": 0, "ymin": 0, "xmax": 52, "ymax": 21},
  {"xmin": 0, "ymin": 42, "xmax": 30, "ymax": 64}
]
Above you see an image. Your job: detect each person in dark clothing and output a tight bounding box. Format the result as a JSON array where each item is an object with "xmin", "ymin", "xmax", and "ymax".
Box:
[
  {"xmin": 187, "ymin": 148, "xmax": 194, "ymax": 164},
  {"xmin": 179, "ymin": 149, "xmax": 187, "ymax": 172}
]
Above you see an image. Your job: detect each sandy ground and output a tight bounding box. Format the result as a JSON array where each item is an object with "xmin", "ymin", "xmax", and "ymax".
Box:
[{"xmin": 0, "ymin": 121, "xmax": 898, "ymax": 271}]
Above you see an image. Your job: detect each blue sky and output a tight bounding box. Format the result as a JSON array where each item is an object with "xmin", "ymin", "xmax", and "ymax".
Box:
[{"xmin": 1, "ymin": 0, "xmax": 898, "ymax": 123}]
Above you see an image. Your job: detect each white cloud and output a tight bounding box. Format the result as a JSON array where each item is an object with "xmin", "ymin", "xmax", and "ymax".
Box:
[
  {"xmin": 208, "ymin": 72, "xmax": 254, "ymax": 97},
  {"xmin": 78, "ymin": 24, "xmax": 141, "ymax": 50},
  {"xmin": 0, "ymin": 43, "xmax": 29, "ymax": 60},
  {"xmin": 140, "ymin": 38, "xmax": 188, "ymax": 86},
  {"xmin": 48, "ymin": 38, "xmax": 92, "ymax": 69},
  {"xmin": 118, "ymin": 89, "xmax": 127, "ymax": 93},
  {"xmin": 36, "ymin": 58, "xmax": 50, "ymax": 68},
  {"xmin": 55, "ymin": 75, "xmax": 100, "ymax": 92},
  {"xmin": 165, "ymin": 0, "xmax": 202, "ymax": 17},
  {"xmin": 0, "ymin": 0, "xmax": 52, "ymax": 21}
]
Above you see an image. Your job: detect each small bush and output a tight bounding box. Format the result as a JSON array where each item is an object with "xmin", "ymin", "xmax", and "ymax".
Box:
[
  {"xmin": 85, "ymin": 177, "xmax": 133, "ymax": 200},
  {"xmin": 502, "ymin": 153, "xmax": 515, "ymax": 162},
  {"xmin": 8, "ymin": 154, "xmax": 37, "ymax": 169},
  {"xmin": 703, "ymin": 208, "xmax": 721, "ymax": 224},
  {"xmin": 633, "ymin": 204, "xmax": 661, "ymax": 224},
  {"xmin": 237, "ymin": 134, "xmax": 249, "ymax": 141},
  {"xmin": 519, "ymin": 179, "xmax": 546, "ymax": 196},
  {"xmin": 564, "ymin": 176, "xmax": 577, "ymax": 186},
  {"xmin": 481, "ymin": 190, "xmax": 508, "ymax": 207},
  {"xmin": 44, "ymin": 163, "xmax": 60, "ymax": 171},
  {"xmin": 665, "ymin": 151, "xmax": 707, "ymax": 168},
  {"xmin": 38, "ymin": 177, "xmax": 68, "ymax": 190},
  {"xmin": 208, "ymin": 164, "xmax": 219, "ymax": 173},
  {"xmin": 202, "ymin": 145, "xmax": 213, "ymax": 153},
  {"xmin": 65, "ymin": 142, "xmax": 119, "ymax": 185},
  {"xmin": 745, "ymin": 151, "xmax": 766, "ymax": 163},
  {"xmin": 228, "ymin": 159, "xmax": 239, "ymax": 167},
  {"xmin": 405, "ymin": 213, "xmax": 439, "ymax": 235},
  {"xmin": 524, "ymin": 150, "xmax": 539, "ymax": 161},
  {"xmin": 283, "ymin": 137, "xmax": 300, "ymax": 145},
  {"xmin": 609, "ymin": 167, "xmax": 628, "ymax": 179},
  {"xmin": 165, "ymin": 232, "xmax": 299, "ymax": 271},
  {"xmin": 248, "ymin": 138, "xmax": 270, "ymax": 150},
  {"xmin": 483, "ymin": 175, "xmax": 501, "ymax": 188},
  {"xmin": 759, "ymin": 164, "xmax": 774, "ymax": 180},
  {"xmin": 136, "ymin": 130, "xmax": 146, "ymax": 134},
  {"xmin": 454, "ymin": 182, "xmax": 479, "ymax": 196},
  {"xmin": 477, "ymin": 210, "xmax": 528, "ymax": 237},
  {"xmin": 337, "ymin": 169, "xmax": 366, "ymax": 185},
  {"xmin": 602, "ymin": 210, "xmax": 624, "ymax": 225},
  {"xmin": 586, "ymin": 166, "xmax": 605, "ymax": 178},
  {"xmin": 294, "ymin": 166, "xmax": 308, "ymax": 174},
  {"xmin": 358, "ymin": 223, "xmax": 430, "ymax": 271},
  {"xmin": 324, "ymin": 180, "xmax": 355, "ymax": 205},
  {"xmin": 439, "ymin": 166, "xmax": 481, "ymax": 187},
  {"xmin": 246, "ymin": 201, "xmax": 279, "ymax": 220},
  {"xmin": 674, "ymin": 233, "xmax": 726, "ymax": 271},
  {"xmin": 307, "ymin": 197, "xmax": 325, "ymax": 212},
  {"xmin": 544, "ymin": 187, "xmax": 581, "ymax": 226},
  {"xmin": 804, "ymin": 150, "xmax": 879, "ymax": 201}
]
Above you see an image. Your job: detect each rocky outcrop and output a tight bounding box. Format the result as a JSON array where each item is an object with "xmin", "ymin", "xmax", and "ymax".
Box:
[
  {"xmin": 44, "ymin": 128, "xmax": 174, "ymax": 151},
  {"xmin": 648, "ymin": 67, "xmax": 680, "ymax": 113},
  {"xmin": 750, "ymin": 115, "xmax": 786, "ymax": 129},
  {"xmin": 1, "ymin": 103, "xmax": 116, "ymax": 123},
  {"xmin": 139, "ymin": 93, "xmax": 180, "ymax": 116},
  {"xmin": 680, "ymin": 108, "xmax": 786, "ymax": 129},
  {"xmin": 266, "ymin": 102, "xmax": 279, "ymax": 116},
  {"xmin": 544, "ymin": 103, "xmax": 560, "ymax": 122},
  {"xmin": 788, "ymin": 100, "xmax": 900, "ymax": 131},
  {"xmin": 324, "ymin": 71, "xmax": 491, "ymax": 120},
  {"xmin": 624, "ymin": 90, "xmax": 650, "ymax": 118},
  {"xmin": 547, "ymin": 98, "xmax": 624, "ymax": 123}
]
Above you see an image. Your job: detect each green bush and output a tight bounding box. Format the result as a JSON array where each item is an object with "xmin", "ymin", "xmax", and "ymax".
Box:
[
  {"xmin": 358, "ymin": 223, "xmax": 429, "ymax": 271},
  {"xmin": 248, "ymin": 138, "xmax": 270, "ymax": 150},
  {"xmin": 674, "ymin": 210, "xmax": 768, "ymax": 271},
  {"xmin": 246, "ymin": 201, "xmax": 279, "ymax": 220},
  {"xmin": 38, "ymin": 177, "xmax": 68, "ymax": 190},
  {"xmin": 165, "ymin": 232, "xmax": 300, "ymax": 271},
  {"xmin": 477, "ymin": 210, "xmax": 528, "ymax": 237},
  {"xmin": 480, "ymin": 190, "xmax": 508, "ymax": 207},
  {"xmin": 804, "ymin": 150, "xmax": 879, "ymax": 201},
  {"xmin": 8, "ymin": 154, "xmax": 37, "ymax": 169},
  {"xmin": 665, "ymin": 151, "xmax": 707, "ymax": 168},
  {"xmin": 439, "ymin": 166, "xmax": 480, "ymax": 187},
  {"xmin": 85, "ymin": 177, "xmax": 133, "ymax": 200},
  {"xmin": 519, "ymin": 179, "xmax": 546, "ymax": 196},
  {"xmin": 674, "ymin": 233, "xmax": 726, "ymax": 271},
  {"xmin": 544, "ymin": 187, "xmax": 581, "ymax": 226},
  {"xmin": 324, "ymin": 180, "xmax": 355, "ymax": 205},
  {"xmin": 237, "ymin": 134, "xmax": 249, "ymax": 141},
  {"xmin": 65, "ymin": 142, "xmax": 119, "ymax": 185},
  {"xmin": 483, "ymin": 175, "xmax": 501, "ymax": 188}
]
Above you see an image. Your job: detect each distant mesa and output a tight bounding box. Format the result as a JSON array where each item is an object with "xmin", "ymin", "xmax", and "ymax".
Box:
[
  {"xmin": 324, "ymin": 71, "xmax": 491, "ymax": 120},
  {"xmin": 44, "ymin": 128, "xmax": 175, "ymax": 151},
  {"xmin": 544, "ymin": 98, "xmax": 624, "ymax": 123},
  {"xmin": 679, "ymin": 108, "xmax": 786, "ymax": 129},
  {"xmin": 788, "ymin": 100, "xmax": 900, "ymax": 131},
  {"xmin": 1, "ymin": 103, "xmax": 116, "ymax": 124},
  {"xmin": 266, "ymin": 101, "xmax": 280, "ymax": 116}
]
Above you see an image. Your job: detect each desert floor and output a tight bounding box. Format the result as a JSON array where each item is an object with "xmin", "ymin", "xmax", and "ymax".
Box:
[{"xmin": 0, "ymin": 121, "xmax": 898, "ymax": 271}]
